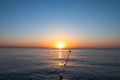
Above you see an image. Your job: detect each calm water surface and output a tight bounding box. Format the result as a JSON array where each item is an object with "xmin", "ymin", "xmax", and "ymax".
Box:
[{"xmin": 0, "ymin": 48, "xmax": 120, "ymax": 80}]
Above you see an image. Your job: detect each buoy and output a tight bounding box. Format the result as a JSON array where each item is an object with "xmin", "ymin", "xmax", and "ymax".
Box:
[{"xmin": 69, "ymin": 50, "xmax": 71, "ymax": 53}]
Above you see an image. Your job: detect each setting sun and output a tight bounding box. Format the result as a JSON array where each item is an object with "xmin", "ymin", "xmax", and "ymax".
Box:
[{"xmin": 56, "ymin": 42, "xmax": 65, "ymax": 48}]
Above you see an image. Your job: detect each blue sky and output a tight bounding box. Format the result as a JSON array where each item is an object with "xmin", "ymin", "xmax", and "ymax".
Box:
[{"xmin": 0, "ymin": 0, "xmax": 120, "ymax": 48}]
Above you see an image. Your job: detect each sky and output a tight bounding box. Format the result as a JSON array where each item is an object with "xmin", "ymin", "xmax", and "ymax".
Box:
[{"xmin": 0, "ymin": 0, "xmax": 120, "ymax": 48}]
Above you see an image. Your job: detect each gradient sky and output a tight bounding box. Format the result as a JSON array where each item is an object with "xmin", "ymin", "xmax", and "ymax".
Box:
[{"xmin": 0, "ymin": 0, "xmax": 120, "ymax": 48}]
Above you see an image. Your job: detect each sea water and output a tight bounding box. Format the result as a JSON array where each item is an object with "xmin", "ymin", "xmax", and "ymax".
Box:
[{"xmin": 0, "ymin": 48, "xmax": 120, "ymax": 80}]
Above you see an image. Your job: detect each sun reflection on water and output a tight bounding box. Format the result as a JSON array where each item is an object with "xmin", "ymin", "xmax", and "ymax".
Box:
[
  {"xmin": 58, "ymin": 49, "xmax": 62, "ymax": 58},
  {"xmin": 58, "ymin": 62, "xmax": 64, "ymax": 66},
  {"xmin": 57, "ymin": 49, "xmax": 64, "ymax": 66}
]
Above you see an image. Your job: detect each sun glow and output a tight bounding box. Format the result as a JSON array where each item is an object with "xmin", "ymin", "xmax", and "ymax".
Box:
[{"xmin": 56, "ymin": 42, "xmax": 65, "ymax": 48}]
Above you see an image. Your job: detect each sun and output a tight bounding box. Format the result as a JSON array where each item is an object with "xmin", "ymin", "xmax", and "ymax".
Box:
[{"xmin": 56, "ymin": 42, "xmax": 65, "ymax": 48}]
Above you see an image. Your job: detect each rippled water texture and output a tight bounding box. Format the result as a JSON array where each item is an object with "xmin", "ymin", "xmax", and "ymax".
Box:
[{"xmin": 0, "ymin": 48, "xmax": 120, "ymax": 80}]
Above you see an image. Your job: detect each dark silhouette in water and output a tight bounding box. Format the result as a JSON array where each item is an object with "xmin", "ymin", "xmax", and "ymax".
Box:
[
  {"xmin": 59, "ymin": 73, "xmax": 63, "ymax": 80},
  {"xmin": 69, "ymin": 50, "xmax": 71, "ymax": 53}
]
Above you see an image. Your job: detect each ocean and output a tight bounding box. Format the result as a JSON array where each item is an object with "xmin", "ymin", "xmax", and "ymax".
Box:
[{"xmin": 0, "ymin": 48, "xmax": 120, "ymax": 80}]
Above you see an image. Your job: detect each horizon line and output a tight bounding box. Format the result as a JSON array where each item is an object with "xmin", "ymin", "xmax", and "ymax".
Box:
[{"xmin": 0, "ymin": 46, "xmax": 120, "ymax": 49}]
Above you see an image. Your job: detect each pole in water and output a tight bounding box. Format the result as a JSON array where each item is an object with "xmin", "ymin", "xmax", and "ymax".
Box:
[
  {"xmin": 64, "ymin": 50, "xmax": 72, "ymax": 67},
  {"xmin": 59, "ymin": 72, "xmax": 63, "ymax": 80},
  {"xmin": 59, "ymin": 50, "xmax": 72, "ymax": 80}
]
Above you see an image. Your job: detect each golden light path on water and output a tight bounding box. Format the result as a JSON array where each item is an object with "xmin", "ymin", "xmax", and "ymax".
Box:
[
  {"xmin": 58, "ymin": 48, "xmax": 64, "ymax": 66},
  {"xmin": 53, "ymin": 48, "xmax": 69, "ymax": 67},
  {"xmin": 58, "ymin": 49, "xmax": 62, "ymax": 58}
]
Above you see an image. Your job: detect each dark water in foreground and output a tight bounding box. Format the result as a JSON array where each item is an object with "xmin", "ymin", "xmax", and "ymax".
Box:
[{"xmin": 0, "ymin": 48, "xmax": 120, "ymax": 80}]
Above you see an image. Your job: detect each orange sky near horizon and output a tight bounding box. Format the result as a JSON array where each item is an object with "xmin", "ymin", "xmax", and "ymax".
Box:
[
  {"xmin": 0, "ymin": 28, "xmax": 120, "ymax": 48},
  {"xmin": 0, "ymin": 37, "xmax": 120, "ymax": 48}
]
